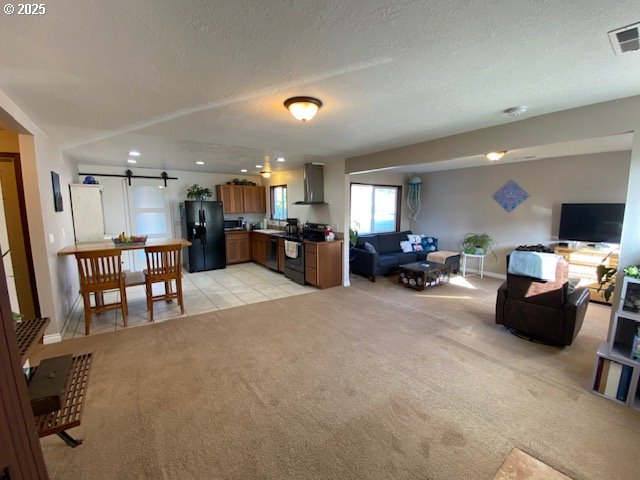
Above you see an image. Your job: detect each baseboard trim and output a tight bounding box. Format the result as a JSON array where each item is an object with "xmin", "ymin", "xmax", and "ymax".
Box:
[
  {"xmin": 43, "ymin": 333, "xmax": 62, "ymax": 344},
  {"xmin": 461, "ymin": 270, "xmax": 506, "ymax": 280},
  {"xmin": 484, "ymin": 271, "xmax": 506, "ymax": 280}
]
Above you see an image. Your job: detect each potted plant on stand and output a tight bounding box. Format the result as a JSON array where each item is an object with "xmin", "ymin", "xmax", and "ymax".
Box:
[
  {"xmin": 186, "ymin": 184, "xmax": 212, "ymax": 200},
  {"xmin": 462, "ymin": 232, "xmax": 496, "ymax": 258}
]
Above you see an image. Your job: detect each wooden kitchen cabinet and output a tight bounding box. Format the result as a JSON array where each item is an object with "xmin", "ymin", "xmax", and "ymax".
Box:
[
  {"xmin": 277, "ymin": 237, "xmax": 285, "ymax": 273},
  {"xmin": 251, "ymin": 232, "xmax": 267, "ymax": 266},
  {"xmin": 242, "ymin": 186, "xmax": 266, "ymax": 213},
  {"xmin": 216, "ymin": 185, "xmax": 244, "ymax": 213},
  {"xmin": 216, "ymin": 185, "xmax": 266, "ymax": 213},
  {"xmin": 225, "ymin": 231, "xmax": 251, "ymax": 264},
  {"xmin": 304, "ymin": 241, "xmax": 343, "ymax": 289}
]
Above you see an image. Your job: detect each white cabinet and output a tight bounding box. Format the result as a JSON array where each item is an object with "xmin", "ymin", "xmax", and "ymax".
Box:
[
  {"xmin": 591, "ymin": 277, "xmax": 640, "ymax": 409},
  {"xmin": 69, "ymin": 184, "xmax": 105, "ymax": 242}
]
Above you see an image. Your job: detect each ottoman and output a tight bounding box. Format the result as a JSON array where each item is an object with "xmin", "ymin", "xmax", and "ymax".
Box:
[{"xmin": 418, "ymin": 250, "xmax": 460, "ymax": 274}]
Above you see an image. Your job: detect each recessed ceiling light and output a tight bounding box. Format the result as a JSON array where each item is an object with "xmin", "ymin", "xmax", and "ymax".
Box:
[
  {"xmin": 255, "ymin": 164, "xmax": 263, "ymax": 169},
  {"xmin": 196, "ymin": 161, "xmax": 204, "ymax": 165},
  {"xmin": 241, "ymin": 169, "xmax": 247, "ymax": 173},
  {"xmin": 276, "ymin": 157, "xmax": 285, "ymax": 162},
  {"xmin": 127, "ymin": 158, "xmax": 137, "ymax": 164},
  {"xmin": 486, "ymin": 151, "xmax": 507, "ymax": 161},
  {"xmin": 128, "ymin": 150, "xmax": 140, "ymax": 156}
]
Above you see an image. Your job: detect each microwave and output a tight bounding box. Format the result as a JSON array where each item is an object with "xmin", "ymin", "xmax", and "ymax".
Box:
[{"xmin": 224, "ymin": 219, "xmax": 243, "ymax": 230}]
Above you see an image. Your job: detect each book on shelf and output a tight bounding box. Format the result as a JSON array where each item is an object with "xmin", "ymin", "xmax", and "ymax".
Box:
[
  {"xmin": 616, "ymin": 365, "xmax": 633, "ymax": 402},
  {"xmin": 597, "ymin": 358, "xmax": 610, "ymax": 394},
  {"xmin": 593, "ymin": 357, "xmax": 605, "ymax": 391},
  {"xmin": 604, "ymin": 361, "xmax": 623, "ymax": 399}
]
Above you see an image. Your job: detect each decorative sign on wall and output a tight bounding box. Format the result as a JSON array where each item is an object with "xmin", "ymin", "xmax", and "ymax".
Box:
[{"xmin": 493, "ymin": 180, "xmax": 529, "ymax": 212}]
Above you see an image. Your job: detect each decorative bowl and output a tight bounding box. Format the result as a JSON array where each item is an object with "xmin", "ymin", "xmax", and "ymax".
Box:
[{"xmin": 112, "ymin": 235, "xmax": 148, "ymax": 245}]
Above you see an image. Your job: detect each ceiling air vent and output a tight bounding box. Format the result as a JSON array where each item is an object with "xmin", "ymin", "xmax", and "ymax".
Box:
[{"xmin": 608, "ymin": 22, "xmax": 640, "ymax": 55}]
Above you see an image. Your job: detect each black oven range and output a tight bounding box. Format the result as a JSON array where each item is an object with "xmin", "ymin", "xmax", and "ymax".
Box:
[{"xmin": 283, "ymin": 223, "xmax": 328, "ymax": 285}]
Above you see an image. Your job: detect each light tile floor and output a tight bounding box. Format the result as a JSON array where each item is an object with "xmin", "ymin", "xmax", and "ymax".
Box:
[{"xmin": 62, "ymin": 263, "xmax": 316, "ymax": 340}]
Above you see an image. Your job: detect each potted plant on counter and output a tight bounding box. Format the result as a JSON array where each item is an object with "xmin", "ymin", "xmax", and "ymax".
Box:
[
  {"xmin": 186, "ymin": 184, "xmax": 212, "ymax": 200},
  {"xmin": 462, "ymin": 232, "xmax": 496, "ymax": 258}
]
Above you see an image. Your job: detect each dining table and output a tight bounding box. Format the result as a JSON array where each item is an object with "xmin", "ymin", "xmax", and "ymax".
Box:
[{"xmin": 57, "ymin": 238, "xmax": 191, "ymax": 256}]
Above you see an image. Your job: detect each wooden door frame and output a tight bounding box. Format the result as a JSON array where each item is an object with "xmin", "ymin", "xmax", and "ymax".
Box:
[
  {"xmin": 0, "ymin": 152, "xmax": 41, "ymax": 318},
  {"xmin": 0, "ymin": 253, "xmax": 49, "ymax": 479}
]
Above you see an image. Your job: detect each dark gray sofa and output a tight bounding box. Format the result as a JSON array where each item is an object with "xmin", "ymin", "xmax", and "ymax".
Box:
[
  {"xmin": 351, "ymin": 231, "xmax": 415, "ymax": 281},
  {"xmin": 350, "ymin": 231, "xmax": 460, "ymax": 282},
  {"xmin": 350, "ymin": 231, "xmax": 461, "ymax": 282}
]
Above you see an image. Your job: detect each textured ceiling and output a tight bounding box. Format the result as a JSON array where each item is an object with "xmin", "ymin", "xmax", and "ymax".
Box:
[{"xmin": 0, "ymin": 0, "xmax": 639, "ymax": 173}]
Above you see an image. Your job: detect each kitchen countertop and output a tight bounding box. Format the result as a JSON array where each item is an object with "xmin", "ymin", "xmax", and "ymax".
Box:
[
  {"xmin": 224, "ymin": 229, "xmax": 342, "ymax": 244},
  {"xmin": 252, "ymin": 229, "xmax": 284, "ymax": 235}
]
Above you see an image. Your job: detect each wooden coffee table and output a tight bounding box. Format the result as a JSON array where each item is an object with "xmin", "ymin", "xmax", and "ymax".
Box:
[{"xmin": 399, "ymin": 261, "xmax": 450, "ymax": 291}]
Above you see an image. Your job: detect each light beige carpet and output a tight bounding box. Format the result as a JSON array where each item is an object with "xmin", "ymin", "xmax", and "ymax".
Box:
[
  {"xmin": 32, "ymin": 274, "xmax": 640, "ymax": 479},
  {"xmin": 494, "ymin": 448, "xmax": 573, "ymax": 480}
]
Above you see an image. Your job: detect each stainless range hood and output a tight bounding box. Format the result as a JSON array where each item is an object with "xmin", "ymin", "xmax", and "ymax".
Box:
[{"xmin": 294, "ymin": 163, "xmax": 327, "ymax": 205}]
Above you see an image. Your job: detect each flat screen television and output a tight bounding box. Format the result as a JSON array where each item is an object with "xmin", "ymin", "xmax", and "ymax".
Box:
[{"xmin": 558, "ymin": 203, "xmax": 625, "ymax": 244}]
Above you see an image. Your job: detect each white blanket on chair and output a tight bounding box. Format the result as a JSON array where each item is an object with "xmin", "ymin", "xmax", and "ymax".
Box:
[{"xmin": 508, "ymin": 251, "xmax": 560, "ymax": 281}]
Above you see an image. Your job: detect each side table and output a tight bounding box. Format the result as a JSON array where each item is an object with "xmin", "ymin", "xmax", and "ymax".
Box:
[{"xmin": 461, "ymin": 253, "xmax": 485, "ymax": 279}]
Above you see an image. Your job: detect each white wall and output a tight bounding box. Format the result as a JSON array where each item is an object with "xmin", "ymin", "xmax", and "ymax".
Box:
[
  {"xmin": 0, "ymin": 89, "xmax": 77, "ymax": 337},
  {"xmin": 412, "ymin": 151, "xmax": 630, "ymax": 276},
  {"xmin": 76, "ymin": 164, "xmax": 265, "ymax": 237}
]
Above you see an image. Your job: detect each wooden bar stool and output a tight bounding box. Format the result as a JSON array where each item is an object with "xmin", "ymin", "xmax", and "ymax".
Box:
[
  {"xmin": 75, "ymin": 249, "xmax": 128, "ymax": 335},
  {"xmin": 144, "ymin": 244, "xmax": 184, "ymax": 321}
]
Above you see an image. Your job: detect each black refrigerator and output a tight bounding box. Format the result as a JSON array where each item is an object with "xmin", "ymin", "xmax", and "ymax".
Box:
[{"xmin": 181, "ymin": 200, "xmax": 226, "ymax": 272}]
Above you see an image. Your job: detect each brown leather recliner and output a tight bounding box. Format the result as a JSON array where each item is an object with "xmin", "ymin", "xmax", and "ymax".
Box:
[{"xmin": 496, "ymin": 257, "xmax": 590, "ymax": 346}]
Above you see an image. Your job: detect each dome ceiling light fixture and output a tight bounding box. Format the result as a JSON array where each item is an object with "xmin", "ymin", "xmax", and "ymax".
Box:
[
  {"xmin": 260, "ymin": 157, "xmax": 272, "ymax": 178},
  {"xmin": 284, "ymin": 96, "xmax": 323, "ymax": 122},
  {"xmin": 486, "ymin": 151, "xmax": 507, "ymax": 161}
]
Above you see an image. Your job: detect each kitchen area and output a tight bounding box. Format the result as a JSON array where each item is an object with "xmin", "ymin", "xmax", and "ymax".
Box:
[
  {"xmin": 223, "ymin": 218, "xmax": 343, "ymax": 290},
  {"xmin": 61, "ymin": 162, "xmax": 345, "ymax": 338},
  {"xmin": 215, "ymin": 168, "xmax": 343, "ymax": 290},
  {"xmin": 182, "ymin": 162, "xmax": 343, "ymax": 289}
]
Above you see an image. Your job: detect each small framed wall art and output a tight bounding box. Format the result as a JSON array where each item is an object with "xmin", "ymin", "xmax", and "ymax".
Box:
[{"xmin": 51, "ymin": 171, "xmax": 63, "ymax": 212}]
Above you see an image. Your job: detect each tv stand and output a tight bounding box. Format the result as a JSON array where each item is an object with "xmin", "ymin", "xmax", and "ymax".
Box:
[
  {"xmin": 587, "ymin": 243, "xmax": 610, "ymax": 249},
  {"xmin": 554, "ymin": 246, "xmax": 619, "ymax": 304}
]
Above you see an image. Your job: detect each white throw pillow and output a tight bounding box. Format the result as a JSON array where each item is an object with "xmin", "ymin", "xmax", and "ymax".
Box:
[
  {"xmin": 407, "ymin": 234, "xmax": 421, "ymax": 244},
  {"xmin": 400, "ymin": 240, "xmax": 413, "ymax": 253}
]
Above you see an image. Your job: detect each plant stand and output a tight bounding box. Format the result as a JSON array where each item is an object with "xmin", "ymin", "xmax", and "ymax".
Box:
[{"xmin": 461, "ymin": 252, "xmax": 485, "ymax": 278}]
